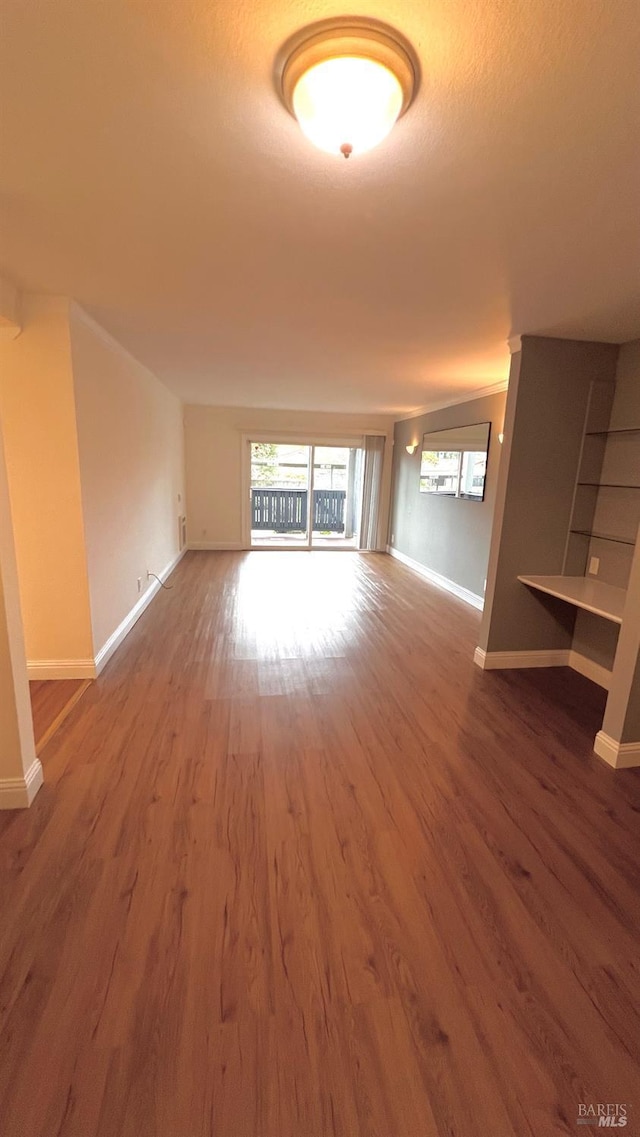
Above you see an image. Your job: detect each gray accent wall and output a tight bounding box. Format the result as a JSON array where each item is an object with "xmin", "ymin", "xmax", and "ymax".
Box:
[
  {"xmin": 479, "ymin": 336, "xmax": 619, "ymax": 654},
  {"xmin": 389, "ymin": 391, "xmax": 507, "ymax": 599},
  {"xmin": 603, "ymin": 536, "xmax": 640, "ymax": 744},
  {"xmin": 622, "ymin": 655, "xmax": 640, "ymax": 743},
  {"xmin": 572, "ymin": 610, "xmax": 619, "ymax": 670},
  {"xmin": 600, "ymin": 339, "xmax": 640, "ymax": 744},
  {"xmin": 609, "ymin": 339, "xmax": 640, "ymax": 429}
]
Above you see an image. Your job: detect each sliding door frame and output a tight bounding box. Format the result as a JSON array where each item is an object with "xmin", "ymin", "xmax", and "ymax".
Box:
[{"xmin": 241, "ymin": 432, "xmax": 379, "ymax": 551}]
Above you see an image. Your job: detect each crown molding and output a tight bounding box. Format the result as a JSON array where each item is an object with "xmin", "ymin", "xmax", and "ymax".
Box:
[
  {"xmin": 70, "ymin": 303, "xmax": 175, "ymax": 395},
  {"xmin": 394, "ymin": 379, "xmax": 509, "ymax": 423}
]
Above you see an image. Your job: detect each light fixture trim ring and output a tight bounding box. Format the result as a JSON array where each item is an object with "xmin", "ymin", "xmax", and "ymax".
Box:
[{"xmin": 277, "ymin": 17, "xmax": 419, "ymax": 121}]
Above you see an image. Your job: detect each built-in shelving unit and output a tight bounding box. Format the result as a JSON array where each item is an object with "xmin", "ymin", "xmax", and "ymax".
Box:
[
  {"xmin": 478, "ymin": 336, "xmax": 640, "ymax": 768},
  {"xmin": 517, "ymin": 575, "xmax": 626, "ymax": 624},
  {"xmin": 585, "ymin": 426, "xmax": 640, "ymax": 436},
  {"xmin": 516, "ymin": 375, "xmax": 638, "ymax": 636},
  {"xmin": 569, "ymin": 529, "xmax": 636, "ymax": 545},
  {"xmin": 517, "ymin": 380, "xmax": 639, "ymax": 636},
  {"xmin": 517, "ymin": 376, "xmax": 639, "ymax": 637},
  {"xmin": 560, "ymin": 386, "xmax": 640, "ymax": 591}
]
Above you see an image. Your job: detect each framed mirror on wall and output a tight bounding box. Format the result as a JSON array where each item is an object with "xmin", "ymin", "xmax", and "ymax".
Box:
[{"xmin": 420, "ymin": 422, "xmax": 491, "ymax": 502}]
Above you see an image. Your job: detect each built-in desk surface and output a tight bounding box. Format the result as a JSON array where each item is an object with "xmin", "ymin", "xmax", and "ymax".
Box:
[{"xmin": 517, "ymin": 575, "xmax": 626, "ymax": 624}]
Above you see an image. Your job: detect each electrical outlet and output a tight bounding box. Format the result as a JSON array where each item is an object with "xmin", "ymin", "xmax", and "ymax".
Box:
[
  {"xmin": 589, "ymin": 556, "xmax": 600, "ymax": 576},
  {"xmin": 137, "ymin": 577, "xmax": 142, "ymax": 593}
]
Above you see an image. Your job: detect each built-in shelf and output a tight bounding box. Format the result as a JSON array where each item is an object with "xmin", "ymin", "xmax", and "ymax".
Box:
[
  {"xmin": 570, "ymin": 529, "xmax": 637, "ymax": 546},
  {"xmin": 585, "ymin": 426, "xmax": 640, "ymax": 436},
  {"xmin": 517, "ymin": 575, "xmax": 626, "ymax": 624}
]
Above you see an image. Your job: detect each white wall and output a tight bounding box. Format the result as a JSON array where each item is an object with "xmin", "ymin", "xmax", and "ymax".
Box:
[
  {"xmin": 184, "ymin": 405, "xmax": 394, "ymax": 549},
  {"xmin": 70, "ymin": 307, "xmax": 184, "ymax": 657},
  {"xmin": 0, "ymin": 295, "xmax": 94, "ymax": 666},
  {"xmin": 0, "ymin": 417, "xmax": 41, "ymax": 807}
]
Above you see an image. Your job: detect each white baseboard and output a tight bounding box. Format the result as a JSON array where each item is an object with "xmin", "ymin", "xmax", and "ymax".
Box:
[
  {"xmin": 94, "ymin": 547, "xmax": 186, "ymax": 675},
  {"xmin": 473, "ymin": 647, "xmax": 568, "ymax": 670},
  {"xmin": 27, "ymin": 658, "xmax": 96, "ymax": 680},
  {"xmin": 473, "ymin": 647, "xmax": 611, "ymax": 690},
  {"xmin": 188, "ymin": 541, "xmax": 244, "ymax": 551},
  {"xmin": 387, "ymin": 546, "xmax": 484, "ymax": 611},
  {"xmin": 593, "ymin": 732, "xmax": 640, "ymax": 769},
  {"xmin": 0, "ymin": 758, "xmax": 44, "ymax": 809},
  {"xmin": 568, "ymin": 651, "xmax": 612, "ymax": 691}
]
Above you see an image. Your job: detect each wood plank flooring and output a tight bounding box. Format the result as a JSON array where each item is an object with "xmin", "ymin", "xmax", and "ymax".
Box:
[
  {"xmin": 1, "ymin": 550, "xmax": 639, "ymax": 1137},
  {"xmin": 29, "ymin": 679, "xmax": 91, "ymax": 755}
]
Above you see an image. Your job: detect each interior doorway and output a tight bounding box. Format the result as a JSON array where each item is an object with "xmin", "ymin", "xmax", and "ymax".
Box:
[{"xmin": 249, "ymin": 442, "xmax": 364, "ymax": 549}]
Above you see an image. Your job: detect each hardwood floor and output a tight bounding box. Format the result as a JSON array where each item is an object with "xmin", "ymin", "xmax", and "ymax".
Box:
[
  {"xmin": 1, "ymin": 550, "xmax": 639, "ymax": 1137},
  {"xmin": 29, "ymin": 679, "xmax": 91, "ymax": 755}
]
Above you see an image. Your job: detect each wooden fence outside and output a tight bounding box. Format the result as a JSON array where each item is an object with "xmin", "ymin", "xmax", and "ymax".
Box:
[{"xmin": 251, "ymin": 488, "xmax": 346, "ymax": 533}]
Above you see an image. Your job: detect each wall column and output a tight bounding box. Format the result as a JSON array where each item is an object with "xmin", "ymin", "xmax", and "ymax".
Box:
[
  {"xmin": 596, "ymin": 541, "xmax": 640, "ymax": 768},
  {"xmin": 476, "ymin": 336, "xmax": 618, "ymax": 660},
  {"xmin": 0, "ymin": 419, "xmax": 42, "ymax": 808}
]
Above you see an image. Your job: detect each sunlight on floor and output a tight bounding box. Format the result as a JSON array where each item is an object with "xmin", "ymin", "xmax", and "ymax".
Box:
[{"xmin": 235, "ymin": 552, "xmax": 366, "ymax": 655}]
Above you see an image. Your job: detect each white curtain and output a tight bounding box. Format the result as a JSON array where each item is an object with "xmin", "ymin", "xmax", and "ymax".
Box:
[{"xmin": 359, "ymin": 435, "xmax": 385, "ymax": 550}]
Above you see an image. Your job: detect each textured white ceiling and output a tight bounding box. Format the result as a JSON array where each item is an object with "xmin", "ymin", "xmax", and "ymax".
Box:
[{"xmin": 1, "ymin": 0, "xmax": 639, "ymax": 413}]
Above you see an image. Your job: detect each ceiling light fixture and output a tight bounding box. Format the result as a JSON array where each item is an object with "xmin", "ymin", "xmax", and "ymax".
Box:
[{"xmin": 277, "ymin": 18, "xmax": 419, "ymax": 159}]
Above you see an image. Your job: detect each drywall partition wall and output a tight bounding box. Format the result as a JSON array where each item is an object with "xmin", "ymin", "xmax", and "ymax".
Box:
[
  {"xmin": 70, "ymin": 307, "xmax": 184, "ymax": 659},
  {"xmin": 609, "ymin": 339, "xmax": 640, "ymax": 428},
  {"xmin": 389, "ymin": 391, "xmax": 507, "ymax": 601},
  {"xmin": 0, "ymin": 295, "xmax": 94, "ymax": 671},
  {"xmin": 621, "ymin": 654, "xmax": 640, "ymax": 743},
  {"xmin": 601, "ymin": 536, "xmax": 640, "ymax": 747},
  {"xmin": 571, "ymin": 612, "xmax": 620, "ymax": 673},
  {"xmin": 184, "ymin": 405, "xmax": 394, "ymax": 549},
  {"xmin": 0, "ymin": 538, "xmax": 39, "ymax": 805},
  {"xmin": 598, "ymin": 339, "xmax": 640, "ymax": 749},
  {"xmin": 478, "ymin": 336, "xmax": 619, "ymax": 656},
  {"xmin": 0, "ymin": 421, "xmax": 42, "ymax": 807},
  {"xmin": 0, "ymin": 272, "xmax": 20, "ymax": 333}
]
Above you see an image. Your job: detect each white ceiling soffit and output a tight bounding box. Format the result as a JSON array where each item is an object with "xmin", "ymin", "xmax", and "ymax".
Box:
[{"xmin": 0, "ymin": 0, "xmax": 639, "ymax": 415}]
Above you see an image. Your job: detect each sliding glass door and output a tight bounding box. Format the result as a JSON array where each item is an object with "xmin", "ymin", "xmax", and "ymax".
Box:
[
  {"xmin": 310, "ymin": 446, "xmax": 362, "ymax": 548},
  {"xmin": 250, "ymin": 442, "xmax": 311, "ymax": 547},
  {"xmin": 249, "ymin": 441, "xmax": 365, "ymax": 549}
]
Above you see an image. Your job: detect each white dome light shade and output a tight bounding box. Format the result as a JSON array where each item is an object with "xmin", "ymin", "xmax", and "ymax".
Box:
[
  {"xmin": 292, "ymin": 56, "xmax": 404, "ymax": 157},
  {"xmin": 278, "ymin": 20, "xmax": 418, "ymax": 160}
]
